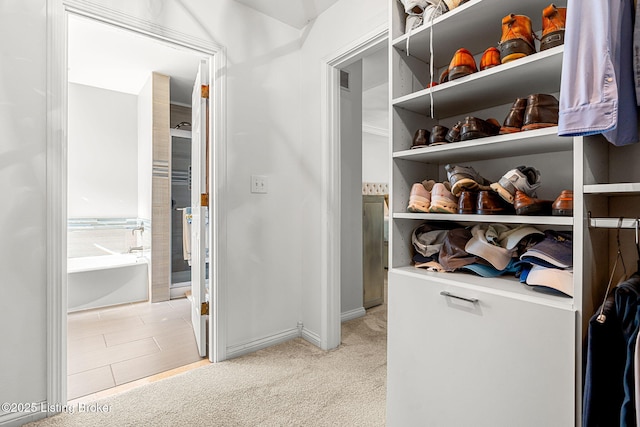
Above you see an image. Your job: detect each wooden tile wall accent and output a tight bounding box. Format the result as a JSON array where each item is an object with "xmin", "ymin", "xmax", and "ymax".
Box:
[{"xmin": 151, "ymin": 72, "xmax": 171, "ymax": 302}]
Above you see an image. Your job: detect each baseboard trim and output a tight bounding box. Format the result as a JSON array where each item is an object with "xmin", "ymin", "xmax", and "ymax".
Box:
[
  {"xmin": 0, "ymin": 409, "xmax": 46, "ymax": 427},
  {"xmin": 226, "ymin": 328, "xmax": 299, "ymax": 360},
  {"xmin": 341, "ymin": 307, "xmax": 366, "ymax": 323},
  {"xmin": 301, "ymin": 327, "xmax": 321, "ymax": 347}
]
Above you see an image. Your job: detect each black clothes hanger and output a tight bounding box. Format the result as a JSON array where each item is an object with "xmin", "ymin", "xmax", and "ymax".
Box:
[{"xmin": 597, "ymin": 218, "xmax": 628, "ymax": 324}]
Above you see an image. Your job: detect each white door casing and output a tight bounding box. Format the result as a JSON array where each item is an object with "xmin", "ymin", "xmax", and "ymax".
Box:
[
  {"xmin": 191, "ymin": 59, "xmax": 209, "ymax": 358},
  {"xmin": 46, "ymin": 1, "xmax": 227, "ymax": 411}
]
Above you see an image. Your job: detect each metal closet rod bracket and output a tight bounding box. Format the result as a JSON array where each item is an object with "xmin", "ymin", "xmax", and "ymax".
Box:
[{"xmin": 588, "ymin": 211, "xmax": 640, "ymax": 229}]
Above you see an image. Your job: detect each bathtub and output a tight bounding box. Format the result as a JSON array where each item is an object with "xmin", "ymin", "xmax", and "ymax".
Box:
[{"xmin": 67, "ymin": 253, "xmax": 149, "ymax": 312}]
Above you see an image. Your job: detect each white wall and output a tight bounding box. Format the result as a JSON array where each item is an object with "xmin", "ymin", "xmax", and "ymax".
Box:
[
  {"xmin": 298, "ymin": 0, "xmax": 388, "ymax": 339},
  {"xmin": 340, "ymin": 61, "xmax": 364, "ymax": 316},
  {"xmin": 138, "ymin": 76, "xmax": 153, "ymax": 221},
  {"xmin": 0, "ymin": 0, "xmax": 48, "ymax": 424},
  {"xmin": 0, "ymin": 0, "xmax": 388, "ymax": 422},
  {"xmin": 68, "ymin": 83, "xmax": 139, "ymax": 218}
]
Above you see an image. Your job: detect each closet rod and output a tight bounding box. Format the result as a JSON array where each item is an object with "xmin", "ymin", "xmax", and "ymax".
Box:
[{"xmin": 588, "ymin": 212, "xmax": 639, "ymax": 229}]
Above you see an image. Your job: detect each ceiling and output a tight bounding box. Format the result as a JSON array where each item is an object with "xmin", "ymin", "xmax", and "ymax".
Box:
[
  {"xmin": 68, "ymin": 14, "xmax": 207, "ymax": 105},
  {"xmin": 233, "ymin": 0, "xmax": 341, "ymax": 29}
]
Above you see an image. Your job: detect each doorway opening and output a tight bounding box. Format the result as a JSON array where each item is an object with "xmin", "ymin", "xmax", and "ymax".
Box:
[
  {"xmin": 320, "ymin": 26, "xmax": 388, "ymax": 350},
  {"xmin": 62, "ymin": 11, "xmax": 219, "ymax": 402}
]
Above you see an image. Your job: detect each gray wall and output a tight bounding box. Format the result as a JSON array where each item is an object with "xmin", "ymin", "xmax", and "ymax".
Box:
[{"xmin": 340, "ymin": 60, "xmax": 364, "ymax": 316}]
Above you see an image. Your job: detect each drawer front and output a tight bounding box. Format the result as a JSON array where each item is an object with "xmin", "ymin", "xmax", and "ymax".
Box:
[{"xmin": 387, "ymin": 270, "xmax": 576, "ymax": 427}]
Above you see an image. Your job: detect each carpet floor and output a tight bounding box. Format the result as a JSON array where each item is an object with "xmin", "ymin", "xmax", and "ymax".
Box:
[{"xmin": 26, "ymin": 303, "xmax": 387, "ymax": 427}]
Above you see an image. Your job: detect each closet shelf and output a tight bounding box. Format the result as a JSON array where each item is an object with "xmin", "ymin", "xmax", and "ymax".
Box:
[
  {"xmin": 583, "ymin": 183, "xmax": 640, "ymax": 195},
  {"xmin": 391, "ymin": 0, "xmax": 564, "ymax": 68},
  {"xmin": 392, "ymin": 266, "xmax": 575, "ymax": 309},
  {"xmin": 393, "ymin": 126, "xmax": 569, "ymax": 163},
  {"xmin": 391, "ymin": 47, "xmax": 563, "ymax": 118},
  {"xmin": 394, "ymin": 212, "xmax": 573, "ymax": 226}
]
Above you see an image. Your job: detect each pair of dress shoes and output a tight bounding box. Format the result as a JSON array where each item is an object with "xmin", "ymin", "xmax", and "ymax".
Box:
[
  {"xmin": 410, "ymin": 125, "xmax": 452, "ymax": 148},
  {"xmin": 458, "ymin": 190, "xmax": 515, "ymax": 215},
  {"xmin": 500, "ymin": 94, "xmax": 559, "ymax": 134},
  {"xmin": 514, "ymin": 190, "xmax": 573, "ymax": 216}
]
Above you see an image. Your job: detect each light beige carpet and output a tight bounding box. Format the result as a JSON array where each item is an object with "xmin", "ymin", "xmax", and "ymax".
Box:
[{"xmin": 27, "ymin": 304, "xmax": 387, "ymax": 427}]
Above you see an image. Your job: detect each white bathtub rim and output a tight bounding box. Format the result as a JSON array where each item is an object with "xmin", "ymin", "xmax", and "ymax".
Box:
[{"xmin": 67, "ymin": 253, "xmax": 149, "ymax": 274}]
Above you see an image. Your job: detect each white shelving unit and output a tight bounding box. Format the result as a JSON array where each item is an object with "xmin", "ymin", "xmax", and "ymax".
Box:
[{"xmin": 385, "ymin": 1, "xmax": 614, "ymax": 426}]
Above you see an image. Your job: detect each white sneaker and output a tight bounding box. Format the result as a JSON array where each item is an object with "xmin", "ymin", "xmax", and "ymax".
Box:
[{"xmin": 399, "ymin": 0, "xmax": 444, "ymax": 32}]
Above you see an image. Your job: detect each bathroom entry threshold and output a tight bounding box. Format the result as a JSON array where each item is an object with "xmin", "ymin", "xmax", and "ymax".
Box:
[{"xmin": 67, "ymin": 298, "xmax": 207, "ymax": 400}]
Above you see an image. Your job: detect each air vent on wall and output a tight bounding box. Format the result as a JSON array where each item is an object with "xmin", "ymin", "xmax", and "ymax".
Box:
[{"xmin": 340, "ymin": 69, "xmax": 350, "ymax": 91}]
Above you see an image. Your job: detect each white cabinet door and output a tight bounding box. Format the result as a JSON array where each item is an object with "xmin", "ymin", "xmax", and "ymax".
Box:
[{"xmin": 386, "ymin": 270, "xmax": 576, "ymax": 427}]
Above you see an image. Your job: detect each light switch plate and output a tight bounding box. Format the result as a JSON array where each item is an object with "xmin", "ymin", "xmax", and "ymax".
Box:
[{"xmin": 251, "ymin": 175, "xmax": 268, "ymax": 193}]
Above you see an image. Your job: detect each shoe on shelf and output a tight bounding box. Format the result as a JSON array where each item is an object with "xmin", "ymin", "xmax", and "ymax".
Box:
[
  {"xmin": 398, "ymin": 0, "xmax": 430, "ymax": 32},
  {"xmin": 428, "ymin": 181, "xmax": 459, "ymax": 214},
  {"xmin": 514, "ymin": 190, "xmax": 553, "ymax": 215},
  {"xmin": 407, "ymin": 179, "xmax": 436, "ymax": 213},
  {"xmin": 445, "ymin": 121, "xmax": 463, "ymax": 143},
  {"xmin": 443, "ymin": 0, "xmax": 470, "ymax": 12},
  {"xmin": 476, "ymin": 190, "xmax": 515, "ymax": 215},
  {"xmin": 439, "ymin": 68, "xmax": 450, "ymax": 84},
  {"xmin": 498, "ymin": 14, "xmax": 536, "ymax": 64},
  {"xmin": 445, "ymin": 164, "xmax": 493, "ymax": 197},
  {"xmin": 540, "ymin": 3, "xmax": 566, "ymax": 51},
  {"xmin": 423, "ymin": 3, "xmax": 445, "ymax": 23},
  {"xmin": 490, "ymin": 165, "xmax": 542, "ymax": 204},
  {"xmin": 522, "ymin": 93, "xmax": 559, "ymax": 130},
  {"xmin": 480, "ymin": 47, "xmax": 501, "ymax": 71},
  {"xmin": 448, "ymin": 48, "xmax": 477, "ymax": 81},
  {"xmin": 459, "ymin": 116, "xmax": 501, "ymax": 141},
  {"xmin": 429, "ymin": 125, "xmax": 449, "ymax": 145},
  {"xmin": 411, "ymin": 128, "xmax": 431, "ymax": 149},
  {"xmin": 500, "ymin": 98, "xmax": 528, "ymax": 134},
  {"xmin": 458, "ymin": 190, "xmax": 478, "ymax": 214},
  {"xmin": 552, "ymin": 190, "xmax": 573, "ymax": 216}
]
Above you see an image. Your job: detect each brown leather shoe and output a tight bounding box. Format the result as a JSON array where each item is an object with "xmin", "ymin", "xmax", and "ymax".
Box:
[
  {"xmin": 460, "ymin": 117, "xmax": 500, "ymax": 141},
  {"xmin": 429, "ymin": 125, "xmax": 450, "ymax": 145},
  {"xmin": 445, "ymin": 121, "xmax": 463, "ymax": 143},
  {"xmin": 439, "ymin": 68, "xmax": 450, "ymax": 84},
  {"xmin": 411, "ymin": 129, "xmax": 430, "ymax": 149},
  {"xmin": 522, "ymin": 94, "xmax": 559, "ymax": 130},
  {"xmin": 552, "ymin": 190, "xmax": 573, "ymax": 216},
  {"xmin": 458, "ymin": 191, "xmax": 478, "ymax": 214},
  {"xmin": 498, "ymin": 14, "xmax": 536, "ymax": 64},
  {"xmin": 500, "ymin": 98, "xmax": 528, "ymax": 134},
  {"xmin": 480, "ymin": 47, "xmax": 501, "ymax": 71},
  {"xmin": 514, "ymin": 190, "xmax": 552, "ymax": 215},
  {"xmin": 448, "ymin": 48, "xmax": 477, "ymax": 81},
  {"xmin": 476, "ymin": 190, "xmax": 515, "ymax": 215},
  {"xmin": 540, "ymin": 4, "xmax": 566, "ymax": 51}
]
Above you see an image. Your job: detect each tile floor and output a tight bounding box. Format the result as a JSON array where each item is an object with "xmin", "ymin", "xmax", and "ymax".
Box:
[{"xmin": 67, "ymin": 298, "xmax": 205, "ymax": 400}]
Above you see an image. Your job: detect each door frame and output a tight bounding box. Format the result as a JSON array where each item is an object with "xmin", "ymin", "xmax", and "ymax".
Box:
[
  {"xmin": 319, "ymin": 25, "xmax": 388, "ymax": 350},
  {"xmin": 46, "ymin": 0, "xmax": 228, "ymax": 406}
]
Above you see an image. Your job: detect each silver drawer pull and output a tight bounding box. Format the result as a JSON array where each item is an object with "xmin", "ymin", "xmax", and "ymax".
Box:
[{"xmin": 440, "ymin": 291, "xmax": 478, "ymax": 304}]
